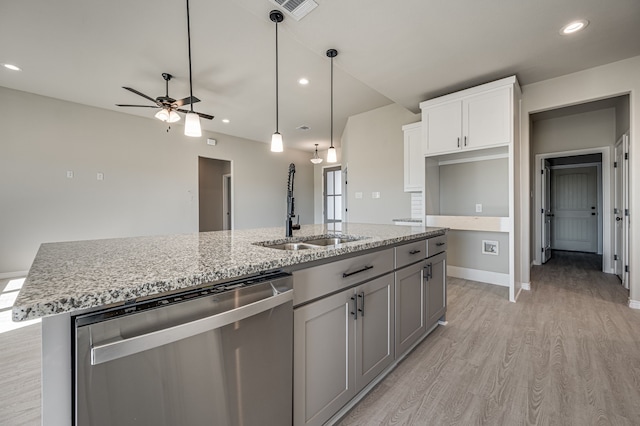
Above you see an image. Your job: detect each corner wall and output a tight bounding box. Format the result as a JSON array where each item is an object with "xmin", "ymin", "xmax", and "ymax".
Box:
[
  {"xmin": 341, "ymin": 103, "xmax": 418, "ymax": 224},
  {"xmin": 0, "ymin": 86, "xmax": 314, "ymax": 274}
]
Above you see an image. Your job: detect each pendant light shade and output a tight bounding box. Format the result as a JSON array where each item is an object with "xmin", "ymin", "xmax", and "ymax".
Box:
[
  {"xmin": 327, "ymin": 146, "xmax": 337, "ymax": 163},
  {"xmin": 270, "ymin": 10, "xmax": 284, "ymax": 152},
  {"xmin": 310, "ymin": 144, "xmax": 323, "ymax": 164},
  {"xmin": 271, "ymin": 132, "xmax": 284, "ymax": 152},
  {"xmin": 326, "ymin": 48, "xmax": 338, "ymax": 163},
  {"xmin": 185, "ymin": 112, "xmax": 202, "ymax": 137}
]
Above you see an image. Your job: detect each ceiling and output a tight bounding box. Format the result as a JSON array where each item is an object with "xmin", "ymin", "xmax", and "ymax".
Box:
[{"xmin": 1, "ymin": 0, "xmax": 639, "ymax": 153}]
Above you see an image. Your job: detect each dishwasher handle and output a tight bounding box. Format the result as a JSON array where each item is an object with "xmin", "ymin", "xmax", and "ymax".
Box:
[{"xmin": 91, "ymin": 287, "xmax": 293, "ymax": 366}]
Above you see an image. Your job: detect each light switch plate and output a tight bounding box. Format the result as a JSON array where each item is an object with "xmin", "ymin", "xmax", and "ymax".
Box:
[
  {"xmin": 97, "ymin": 172, "xmax": 104, "ymax": 181},
  {"xmin": 372, "ymin": 192, "xmax": 380, "ymax": 199},
  {"xmin": 355, "ymin": 192, "xmax": 363, "ymax": 199},
  {"xmin": 66, "ymin": 171, "xmax": 74, "ymax": 179}
]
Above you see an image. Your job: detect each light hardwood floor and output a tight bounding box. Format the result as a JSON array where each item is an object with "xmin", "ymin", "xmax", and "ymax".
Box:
[
  {"xmin": 339, "ymin": 251, "xmax": 640, "ymax": 425},
  {"xmin": 1, "ymin": 252, "xmax": 639, "ymax": 425}
]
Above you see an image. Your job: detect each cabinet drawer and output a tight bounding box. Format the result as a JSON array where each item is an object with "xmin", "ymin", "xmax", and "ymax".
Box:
[
  {"xmin": 293, "ymin": 248, "xmax": 394, "ymax": 306},
  {"xmin": 394, "ymin": 240, "xmax": 426, "ymax": 269},
  {"xmin": 427, "ymin": 234, "xmax": 447, "ymax": 257}
]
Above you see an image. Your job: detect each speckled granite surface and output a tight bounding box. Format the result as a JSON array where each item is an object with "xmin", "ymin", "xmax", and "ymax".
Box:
[
  {"xmin": 13, "ymin": 223, "xmax": 445, "ymax": 321},
  {"xmin": 392, "ymin": 218, "xmax": 423, "ymax": 223}
]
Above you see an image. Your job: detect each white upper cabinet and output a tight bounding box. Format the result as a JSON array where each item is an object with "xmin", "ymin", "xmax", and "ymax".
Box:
[
  {"xmin": 420, "ymin": 77, "xmax": 516, "ymax": 157},
  {"xmin": 402, "ymin": 122, "xmax": 424, "ymax": 192}
]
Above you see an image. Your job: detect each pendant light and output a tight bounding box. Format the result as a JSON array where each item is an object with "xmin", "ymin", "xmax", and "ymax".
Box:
[
  {"xmin": 310, "ymin": 144, "xmax": 323, "ymax": 164},
  {"xmin": 184, "ymin": 0, "xmax": 201, "ymax": 137},
  {"xmin": 326, "ymin": 49, "xmax": 338, "ymax": 163},
  {"xmin": 270, "ymin": 10, "xmax": 284, "ymax": 152}
]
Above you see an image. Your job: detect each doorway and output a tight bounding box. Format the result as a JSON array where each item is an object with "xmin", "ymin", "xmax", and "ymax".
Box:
[
  {"xmin": 323, "ymin": 166, "xmax": 342, "ymax": 224},
  {"xmin": 198, "ymin": 157, "xmax": 232, "ymax": 232},
  {"xmin": 535, "ymin": 149, "xmax": 610, "ymax": 271}
]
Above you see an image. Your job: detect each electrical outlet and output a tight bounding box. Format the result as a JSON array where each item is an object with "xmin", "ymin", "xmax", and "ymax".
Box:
[
  {"xmin": 97, "ymin": 172, "xmax": 104, "ymax": 181},
  {"xmin": 66, "ymin": 171, "xmax": 74, "ymax": 179},
  {"xmin": 475, "ymin": 203, "xmax": 482, "ymax": 213},
  {"xmin": 372, "ymin": 192, "xmax": 380, "ymax": 199}
]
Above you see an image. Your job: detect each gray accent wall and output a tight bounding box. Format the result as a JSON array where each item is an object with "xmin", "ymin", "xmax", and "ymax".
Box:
[{"xmin": 0, "ymin": 86, "xmax": 314, "ymax": 274}]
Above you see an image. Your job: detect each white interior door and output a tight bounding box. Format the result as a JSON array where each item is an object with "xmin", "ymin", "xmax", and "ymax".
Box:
[
  {"xmin": 551, "ymin": 166, "xmax": 598, "ymax": 252},
  {"xmin": 541, "ymin": 160, "xmax": 552, "ymax": 263}
]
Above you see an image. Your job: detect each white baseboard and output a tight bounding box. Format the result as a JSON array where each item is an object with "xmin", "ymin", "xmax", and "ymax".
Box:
[
  {"xmin": 628, "ymin": 299, "xmax": 640, "ymax": 310},
  {"xmin": 0, "ymin": 271, "xmax": 28, "ymax": 280},
  {"xmin": 531, "ymin": 260, "xmax": 541, "ymax": 267},
  {"xmin": 447, "ymin": 265, "xmax": 509, "ymax": 287},
  {"xmin": 521, "ymin": 282, "xmax": 531, "ymax": 291}
]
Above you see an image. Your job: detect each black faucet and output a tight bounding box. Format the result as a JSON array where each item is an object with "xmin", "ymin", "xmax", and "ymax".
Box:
[{"xmin": 286, "ymin": 163, "xmax": 300, "ymax": 237}]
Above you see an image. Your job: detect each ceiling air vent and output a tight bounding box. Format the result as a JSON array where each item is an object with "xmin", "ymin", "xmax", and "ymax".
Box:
[{"xmin": 270, "ymin": 0, "xmax": 318, "ymax": 21}]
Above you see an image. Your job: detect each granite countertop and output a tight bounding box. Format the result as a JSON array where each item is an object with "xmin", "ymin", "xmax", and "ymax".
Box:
[{"xmin": 13, "ymin": 223, "xmax": 446, "ymax": 321}]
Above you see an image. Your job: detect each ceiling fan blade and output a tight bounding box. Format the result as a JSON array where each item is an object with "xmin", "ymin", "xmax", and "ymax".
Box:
[
  {"xmin": 177, "ymin": 109, "xmax": 214, "ymax": 120},
  {"xmin": 122, "ymin": 87, "xmax": 158, "ymax": 104},
  {"xmin": 116, "ymin": 104, "xmax": 159, "ymax": 108},
  {"xmin": 174, "ymin": 96, "xmax": 200, "ymax": 107}
]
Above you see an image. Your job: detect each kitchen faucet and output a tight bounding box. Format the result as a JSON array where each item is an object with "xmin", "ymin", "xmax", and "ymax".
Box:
[{"xmin": 286, "ymin": 163, "xmax": 300, "ymax": 237}]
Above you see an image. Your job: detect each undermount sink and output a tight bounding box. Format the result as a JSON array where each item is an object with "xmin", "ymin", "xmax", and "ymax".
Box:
[{"xmin": 258, "ymin": 236, "xmax": 364, "ymax": 251}]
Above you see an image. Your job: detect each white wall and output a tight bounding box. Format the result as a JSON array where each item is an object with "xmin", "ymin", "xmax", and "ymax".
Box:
[
  {"xmin": 0, "ymin": 86, "xmax": 314, "ymax": 274},
  {"xmin": 341, "ymin": 103, "xmax": 418, "ymax": 224},
  {"xmin": 520, "ymin": 55, "xmax": 639, "ymax": 304}
]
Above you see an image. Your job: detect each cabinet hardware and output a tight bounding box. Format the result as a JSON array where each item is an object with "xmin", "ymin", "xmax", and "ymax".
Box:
[
  {"xmin": 357, "ymin": 292, "xmax": 365, "ymax": 317},
  {"xmin": 464, "ymin": 136, "xmax": 467, "ymax": 146},
  {"xmin": 350, "ymin": 296, "xmax": 358, "ymax": 320},
  {"xmin": 409, "ymin": 249, "xmax": 421, "ymax": 255},
  {"xmin": 436, "ymin": 242, "xmax": 445, "ymax": 246},
  {"xmin": 342, "ymin": 265, "xmax": 373, "ymax": 278},
  {"xmin": 457, "ymin": 137, "xmax": 460, "ymax": 148},
  {"xmin": 424, "ymin": 263, "xmax": 433, "ymax": 280}
]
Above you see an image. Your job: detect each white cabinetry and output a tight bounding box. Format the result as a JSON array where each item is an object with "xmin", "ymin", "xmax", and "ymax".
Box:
[
  {"xmin": 421, "ymin": 79, "xmax": 514, "ymax": 157},
  {"xmin": 402, "ymin": 122, "xmax": 424, "ymax": 191}
]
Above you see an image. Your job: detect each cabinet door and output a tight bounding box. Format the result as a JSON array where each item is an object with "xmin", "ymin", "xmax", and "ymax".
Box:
[
  {"xmin": 355, "ymin": 274, "xmax": 395, "ymax": 391},
  {"xmin": 403, "ymin": 124, "xmax": 424, "ymax": 192},
  {"xmin": 394, "ymin": 262, "xmax": 425, "ymax": 356},
  {"xmin": 294, "ymin": 290, "xmax": 355, "ymax": 426},
  {"xmin": 426, "ymin": 252, "xmax": 447, "ymax": 329},
  {"xmin": 424, "ymin": 100, "xmax": 462, "ymax": 156},
  {"xmin": 463, "ymin": 86, "xmax": 511, "ymax": 150}
]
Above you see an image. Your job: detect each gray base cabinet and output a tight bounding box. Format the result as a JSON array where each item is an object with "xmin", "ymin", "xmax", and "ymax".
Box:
[
  {"xmin": 426, "ymin": 252, "xmax": 447, "ymax": 329},
  {"xmin": 394, "ymin": 261, "xmax": 426, "ymax": 356},
  {"xmin": 293, "ymin": 274, "xmax": 394, "ymax": 426}
]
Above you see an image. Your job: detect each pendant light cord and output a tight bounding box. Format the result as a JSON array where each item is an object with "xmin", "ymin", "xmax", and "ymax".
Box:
[
  {"xmin": 275, "ymin": 19, "xmax": 279, "ymax": 132},
  {"xmin": 186, "ymin": 0, "xmax": 194, "ymax": 113},
  {"xmin": 330, "ymin": 54, "xmax": 333, "ymax": 148}
]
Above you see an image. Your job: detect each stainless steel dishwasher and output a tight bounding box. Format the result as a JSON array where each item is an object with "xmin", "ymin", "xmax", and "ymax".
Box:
[{"xmin": 74, "ymin": 272, "xmax": 293, "ymax": 426}]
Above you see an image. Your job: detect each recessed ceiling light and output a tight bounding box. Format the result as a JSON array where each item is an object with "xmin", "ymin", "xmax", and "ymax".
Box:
[
  {"xmin": 560, "ymin": 19, "xmax": 589, "ymax": 35},
  {"xmin": 298, "ymin": 78, "xmax": 309, "ymax": 85},
  {"xmin": 222, "ymin": 119, "xmax": 230, "ymax": 123},
  {"xmin": 3, "ymin": 63, "xmax": 21, "ymax": 71}
]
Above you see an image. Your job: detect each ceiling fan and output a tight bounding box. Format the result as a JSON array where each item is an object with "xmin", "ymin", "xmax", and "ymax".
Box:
[{"xmin": 116, "ymin": 72, "xmax": 214, "ymax": 123}]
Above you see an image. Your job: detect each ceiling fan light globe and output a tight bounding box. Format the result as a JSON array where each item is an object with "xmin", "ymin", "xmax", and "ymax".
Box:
[
  {"xmin": 185, "ymin": 112, "xmax": 202, "ymax": 137},
  {"xmin": 155, "ymin": 108, "xmax": 170, "ymax": 122},
  {"xmin": 167, "ymin": 110, "xmax": 181, "ymax": 123},
  {"xmin": 271, "ymin": 132, "xmax": 284, "ymax": 152}
]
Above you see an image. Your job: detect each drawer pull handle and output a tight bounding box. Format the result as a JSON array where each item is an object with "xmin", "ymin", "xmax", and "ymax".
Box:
[
  {"xmin": 436, "ymin": 242, "xmax": 445, "ymax": 246},
  {"xmin": 358, "ymin": 292, "xmax": 365, "ymax": 317},
  {"xmin": 343, "ymin": 265, "xmax": 373, "ymax": 278},
  {"xmin": 409, "ymin": 249, "xmax": 421, "ymax": 255}
]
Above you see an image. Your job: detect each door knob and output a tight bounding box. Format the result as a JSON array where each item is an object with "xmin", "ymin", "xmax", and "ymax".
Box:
[{"xmin": 591, "ymin": 213, "xmax": 596, "ymax": 216}]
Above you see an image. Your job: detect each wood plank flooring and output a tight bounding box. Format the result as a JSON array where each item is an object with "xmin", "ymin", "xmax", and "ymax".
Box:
[
  {"xmin": 1, "ymin": 252, "xmax": 639, "ymax": 425},
  {"xmin": 339, "ymin": 251, "xmax": 640, "ymax": 425}
]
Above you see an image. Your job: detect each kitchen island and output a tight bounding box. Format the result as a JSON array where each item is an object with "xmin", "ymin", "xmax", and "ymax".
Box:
[{"xmin": 13, "ymin": 223, "xmax": 446, "ymax": 425}]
